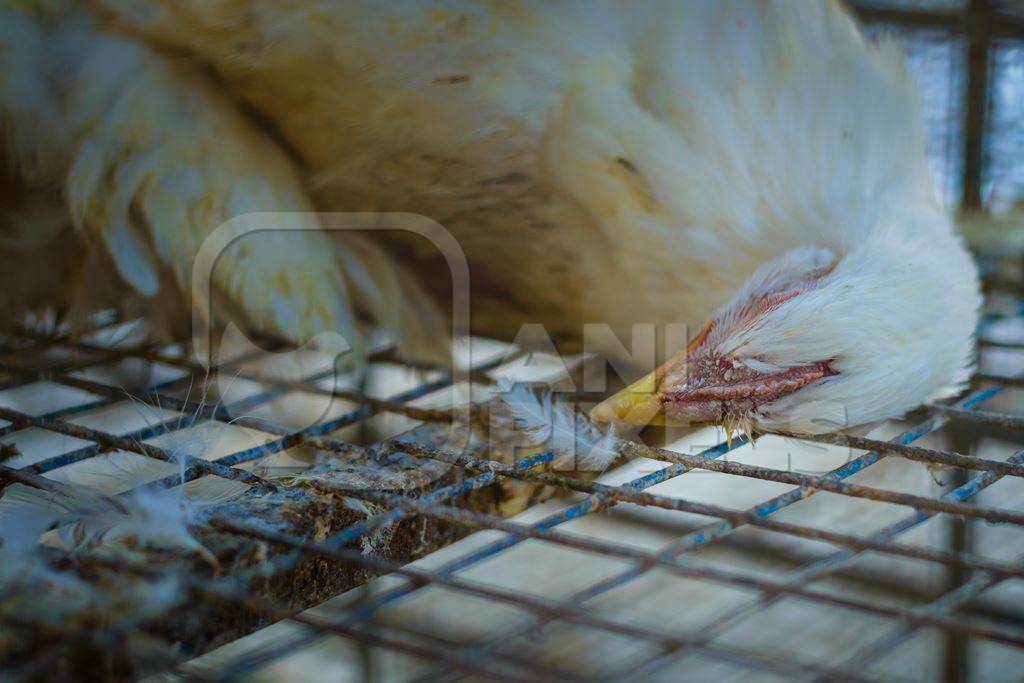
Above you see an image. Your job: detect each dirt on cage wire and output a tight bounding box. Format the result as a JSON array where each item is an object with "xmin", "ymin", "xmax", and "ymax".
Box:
[
  {"xmin": 3, "ymin": 272, "xmax": 1024, "ymax": 681},
  {"xmin": 0, "ymin": 322, "xmax": 617, "ymax": 681}
]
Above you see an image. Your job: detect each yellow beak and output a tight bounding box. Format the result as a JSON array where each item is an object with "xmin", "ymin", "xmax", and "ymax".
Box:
[
  {"xmin": 589, "ymin": 374, "xmax": 665, "ymax": 425},
  {"xmin": 589, "ymin": 348, "xmax": 689, "ymax": 427}
]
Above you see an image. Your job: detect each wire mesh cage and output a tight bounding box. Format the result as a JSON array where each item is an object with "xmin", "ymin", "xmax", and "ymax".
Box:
[
  {"xmin": 3, "ymin": 276, "xmax": 1024, "ymax": 682},
  {"xmin": 3, "ymin": 2, "xmax": 1024, "ymax": 683}
]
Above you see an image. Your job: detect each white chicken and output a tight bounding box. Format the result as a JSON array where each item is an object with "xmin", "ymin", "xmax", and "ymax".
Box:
[{"xmin": 0, "ymin": 0, "xmax": 980, "ymax": 435}]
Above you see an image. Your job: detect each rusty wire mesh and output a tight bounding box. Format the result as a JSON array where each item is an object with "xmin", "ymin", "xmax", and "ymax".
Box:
[
  {"xmin": 2, "ymin": 3, "xmax": 1024, "ymax": 682},
  {"xmin": 1, "ymin": 277, "xmax": 1024, "ymax": 682}
]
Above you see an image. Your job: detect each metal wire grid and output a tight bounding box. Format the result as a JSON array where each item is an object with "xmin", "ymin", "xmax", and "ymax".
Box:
[
  {"xmin": 850, "ymin": 0, "xmax": 1024, "ymax": 213},
  {"xmin": 0, "ymin": 298, "xmax": 1023, "ymax": 682}
]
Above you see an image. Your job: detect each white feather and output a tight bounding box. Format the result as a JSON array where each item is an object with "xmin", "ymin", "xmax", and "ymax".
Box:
[
  {"xmin": 497, "ymin": 380, "xmax": 620, "ymax": 471},
  {"xmin": 0, "ymin": 415, "xmax": 251, "ymax": 566},
  {"xmin": 0, "ymin": 491, "xmax": 186, "ymax": 629},
  {"xmin": 0, "ymin": 482, "xmax": 220, "ymax": 566},
  {"xmin": 0, "ymin": 485, "xmax": 61, "ymax": 558},
  {"xmin": 0, "ymin": 485, "xmax": 74, "ymax": 593}
]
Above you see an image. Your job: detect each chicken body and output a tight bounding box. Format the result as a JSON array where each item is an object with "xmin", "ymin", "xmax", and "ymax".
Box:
[{"xmin": 0, "ymin": 1, "xmax": 980, "ymax": 432}]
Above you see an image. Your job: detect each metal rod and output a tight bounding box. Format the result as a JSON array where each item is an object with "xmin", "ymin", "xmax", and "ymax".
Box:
[
  {"xmin": 0, "ymin": 406, "xmax": 277, "ymax": 492},
  {"xmin": 779, "ymin": 430, "xmax": 1024, "ymax": 478},
  {"xmin": 961, "ymin": 0, "xmax": 992, "ymax": 210}
]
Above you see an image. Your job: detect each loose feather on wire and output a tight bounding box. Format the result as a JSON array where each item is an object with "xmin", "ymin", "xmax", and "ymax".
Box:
[
  {"xmin": 0, "ymin": 387, "xmax": 252, "ymax": 569},
  {"xmin": 0, "ymin": 485, "xmax": 188, "ymax": 666},
  {"xmin": 0, "ymin": 480, "xmax": 227, "ymax": 568},
  {"xmin": 496, "ymin": 379, "xmax": 620, "ymax": 471}
]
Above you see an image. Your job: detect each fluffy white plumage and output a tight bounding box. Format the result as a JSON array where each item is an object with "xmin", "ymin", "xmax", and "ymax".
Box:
[
  {"xmin": 497, "ymin": 380, "xmax": 620, "ymax": 471},
  {"xmin": 0, "ymin": 0, "xmax": 980, "ymax": 433}
]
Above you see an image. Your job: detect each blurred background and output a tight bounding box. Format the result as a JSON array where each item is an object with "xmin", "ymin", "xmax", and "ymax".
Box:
[{"xmin": 849, "ymin": 0, "xmax": 1022, "ymax": 215}]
